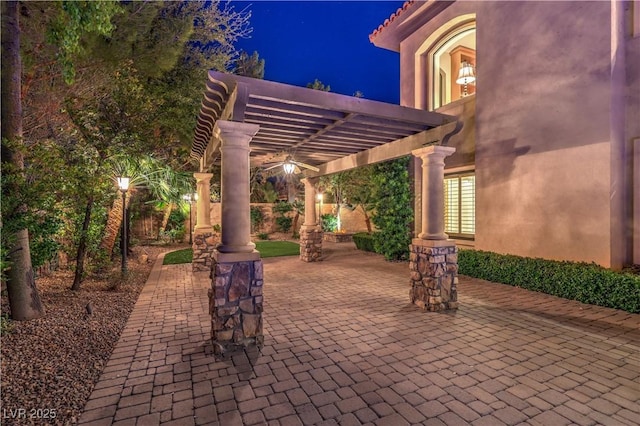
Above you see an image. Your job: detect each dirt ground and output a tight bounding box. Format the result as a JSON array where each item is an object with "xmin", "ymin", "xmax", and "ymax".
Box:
[{"xmin": 0, "ymin": 243, "xmax": 186, "ymax": 425}]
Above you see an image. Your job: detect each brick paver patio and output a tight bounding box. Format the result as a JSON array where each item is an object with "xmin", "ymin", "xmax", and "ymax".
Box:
[{"xmin": 78, "ymin": 242, "xmax": 640, "ymax": 425}]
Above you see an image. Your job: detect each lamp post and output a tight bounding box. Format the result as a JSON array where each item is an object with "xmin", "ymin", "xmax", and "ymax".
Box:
[
  {"xmin": 183, "ymin": 193, "xmax": 195, "ymax": 244},
  {"xmin": 117, "ymin": 177, "xmax": 130, "ymax": 275}
]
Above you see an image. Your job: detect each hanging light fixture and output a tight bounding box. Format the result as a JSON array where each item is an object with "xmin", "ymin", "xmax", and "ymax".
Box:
[
  {"xmin": 282, "ymin": 159, "xmax": 296, "ymax": 174},
  {"xmin": 456, "ymin": 61, "xmax": 476, "ymax": 97}
]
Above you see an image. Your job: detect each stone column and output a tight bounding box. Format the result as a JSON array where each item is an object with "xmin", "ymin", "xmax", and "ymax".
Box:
[
  {"xmin": 194, "ymin": 173, "xmax": 213, "ymax": 232},
  {"xmin": 413, "ymin": 146, "xmax": 455, "ymax": 240},
  {"xmin": 302, "ymin": 177, "xmax": 318, "ymax": 227},
  {"xmin": 299, "ymin": 177, "xmax": 322, "ymax": 262},
  {"xmin": 215, "ymin": 120, "xmax": 259, "ymax": 256},
  {"xmin": 209, "ymin": 120, "xmax": 263, "ymax": 355},
  {"xmin": 409, "ymin": 145, "xmax": 458, "ymax": 311},
  {"xmin": 192, "ymin": 173, "xmax": 217, "ymax": 272}
]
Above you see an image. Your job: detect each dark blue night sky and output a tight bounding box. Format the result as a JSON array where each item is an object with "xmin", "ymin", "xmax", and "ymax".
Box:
[{"xmin": 232, "ymin": 1, "xmax": 405, "ymax": 104}]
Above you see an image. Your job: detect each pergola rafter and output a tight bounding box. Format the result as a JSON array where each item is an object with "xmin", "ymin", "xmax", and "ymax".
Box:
[{"xmin": 190, "ymin": 71, "xmax": 457, "ymax": 172}]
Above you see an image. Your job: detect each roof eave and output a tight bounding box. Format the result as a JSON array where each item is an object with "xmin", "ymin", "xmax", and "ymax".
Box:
[{"xmin": 370, "ymin": 1, "xmax": 455, "ymax": 52}]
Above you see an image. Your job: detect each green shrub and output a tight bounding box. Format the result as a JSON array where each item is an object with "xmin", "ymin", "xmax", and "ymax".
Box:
[
  {"xmin": 371, "ymin": 157, "xmax": 412, "ymax": 261},
  {"xmin": 250, "ymin": 206, "xmax": 265, "ymax": 233},
  {"xmin": 167, "ymin": 208, "xmax": 187, "ymax": 230},
  {"xmin": 257, "ymin": 232, "xmax": 269, "ymax": 240},
  {"xmin": 272, "ymin": 202, "xmax": 293, "ymax": 233},
  {"xmin": 353, "ymin": 232, "xmax": 375, "ymax": 253},
  {"xmin": 160, "ymin": 226, "xmax": 185, "ymax": 243},
  {"xmin": 458, "ymin": 250, "xmax": 640, "ymax": 313},
  {"xmin": 320, "ymin": 214, "xmax": 338, "ymax": 232},
  {"xmin": 275, "ymin": 216, "xmax": 292, "ymax": 233},
  {"xmin": 272, "ymin": 202, "xmax": 293, "ymax": 215}
]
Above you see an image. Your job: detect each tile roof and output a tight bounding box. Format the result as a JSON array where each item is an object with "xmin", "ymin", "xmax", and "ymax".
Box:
[{"xmin": 369, "ymin": 1, "xmax": 415, "ymax": 42}]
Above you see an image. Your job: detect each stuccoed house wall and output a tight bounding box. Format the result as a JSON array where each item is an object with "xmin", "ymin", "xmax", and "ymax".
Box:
[
  {"xmin": 628, "ymin": 4, "xmax": 640, "ymax": 266},
  {"xmin": 395, "ymin": 0, "xmax": 637, "ymax": 268}
]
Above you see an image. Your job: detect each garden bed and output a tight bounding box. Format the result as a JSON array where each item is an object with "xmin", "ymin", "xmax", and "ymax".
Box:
[
  {"xmin": 0, "ymin": 244, "xmax": 184, "ymax": 425},
  {"xmin": 323, "ymin": 232, "xmax": 354, "ymax": 243}
]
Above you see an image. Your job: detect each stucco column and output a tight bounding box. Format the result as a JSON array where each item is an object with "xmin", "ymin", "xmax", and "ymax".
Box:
[
  {"xmin": 301, "ymin": 177, "xmax": 319, "ymax": 229},
  {"xmin": 412, "ymin": 145, "xmax": 455, "ymax": 240},
  {"xmin": 215, "ymin": 120, "xmax": 259, "ymax": 255},
  {"xmin": 193, "ymin": 172, "xmax": 213, "ymax": 233}
]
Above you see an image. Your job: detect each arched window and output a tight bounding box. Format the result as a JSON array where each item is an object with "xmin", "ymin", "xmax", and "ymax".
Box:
[{"xmin": 416, "ymin": 17, "xmax": 476, "ymax": 111}]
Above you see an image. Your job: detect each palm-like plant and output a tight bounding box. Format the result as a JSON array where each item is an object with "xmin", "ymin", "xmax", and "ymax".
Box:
[
  {"xmin": 99, "ymin": 155, "xmax": 149, "ymax": 257},
  {"xmin": 143, "ymin": 161, "xmax": 195, "ymax": 238},
  {"xmin": 99, "ymin": 155, "xmax": 195, "ymax": 254}
]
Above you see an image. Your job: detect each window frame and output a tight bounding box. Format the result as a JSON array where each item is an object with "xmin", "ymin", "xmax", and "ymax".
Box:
[
  {"xmin": 444, "ymin": 172, "xmax": 475, "ymax": 240},
  {"xmin": 414, "ymin": 16, "xmax": 477, "ymax": 111}
]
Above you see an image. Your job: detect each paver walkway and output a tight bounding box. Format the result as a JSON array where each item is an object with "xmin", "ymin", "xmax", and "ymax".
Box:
[{"xmin": 78, "ymin": 242, "xmax": 640, "ymax": 426}]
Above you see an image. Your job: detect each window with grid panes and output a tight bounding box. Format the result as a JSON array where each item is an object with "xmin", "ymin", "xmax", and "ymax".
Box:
[{"xmin": 444, "ymin": 174, "xmax": 475, "ymax": 238}]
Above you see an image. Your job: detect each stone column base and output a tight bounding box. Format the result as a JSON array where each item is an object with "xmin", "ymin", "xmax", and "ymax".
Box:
[
  {"xmin": 192, "ymin": 232, "xmax": 218, "ymax": 272},
  {"xmin": 409, "ymin": 239, "xmax": 458, "ymax": 311},
  {"xmin": 208, "ymin": 252, "xmax": 264, "ymax": 356},
  {"xmin": 300, "ymin": 228, "xmax": 323, "ymax": 262}
]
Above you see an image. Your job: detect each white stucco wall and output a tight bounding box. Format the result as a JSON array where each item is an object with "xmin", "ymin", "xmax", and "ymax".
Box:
[
  {"xmin": 627, "ymin": 10, "xmax": 640, "ymax": 265},
  {"xmin": 474, "ymin": 1, "xmax": 616, "ymax": 266}
]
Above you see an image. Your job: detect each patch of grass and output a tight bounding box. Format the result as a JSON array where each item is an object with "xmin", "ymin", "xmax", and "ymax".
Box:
[
  {"xmin": 161, "ymin": 241, "xmax": 300, "ymax": 264},
  {"xmin": 255, "ymin": 240, "xmax": 299, "ymax": 258},
  {"xmin": 163, "ymin": 248, "xmax": 193, "ymax": 265}
]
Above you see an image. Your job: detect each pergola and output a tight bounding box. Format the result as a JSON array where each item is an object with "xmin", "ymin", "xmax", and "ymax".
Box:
[
  {"xmin": 190, "ymin": 71, "xmax": 454, "ymax": 171},
  {"xmin": 189, "ymin": 71, "xmax": 463, "ymax": 353}
]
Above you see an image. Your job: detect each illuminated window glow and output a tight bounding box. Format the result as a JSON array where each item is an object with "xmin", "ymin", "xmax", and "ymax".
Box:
[{"xmin": 428, "ymin": 24, "xmax": 476, "ymax": 110}]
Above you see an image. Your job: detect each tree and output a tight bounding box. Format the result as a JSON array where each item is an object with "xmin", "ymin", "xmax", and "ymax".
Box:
[
  {"xmin": 341, "ymin": 166, "xmax": 376, "ymax": 233},
  {"xmin": 1, "ymin": 1, "xmax": 45, "ymax": 320},
  {"xmin": 320, "ymin": 173, "xmax": 349, "ymax": 231},
  {"xmin": 46, "ymin": 0, "xmax": 122, "ymax": 84},
  {"xmin": 98, "ymin": 155, "xmax": 150, "ymax": 259},
  {"xmin": 307, "ymin": 79, "xmax": 330, "ymax": 92},
  {"xmin": 234, "ymin": 50, "xmax": 265, "ymax": 79},
  {"xmin": 12, "ymin": 1, "xmax": 123, "ymax": 292},
  {"xmin": 290, "ymin": 200, "xmax": 304, "ymax": 236},
  {"xmin": 64, "ymin": 60, "xmax": 154, "ymax": 290},
  {"xmin": 6, "ymin": 0, "xmax": 250, "ymax": 296},
  {"xmin": 142, "ymin": 162, "xmax": 195, "ymax": 239}
]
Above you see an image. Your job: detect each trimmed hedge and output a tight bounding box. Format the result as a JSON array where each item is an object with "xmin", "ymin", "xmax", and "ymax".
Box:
[
  {"xmin": 353, "ymin": 232, "xmax": 375, "ymax": 253},
  {"xmin": 458, "ymin": 249, "xmax": 640, "ymax": 313}
]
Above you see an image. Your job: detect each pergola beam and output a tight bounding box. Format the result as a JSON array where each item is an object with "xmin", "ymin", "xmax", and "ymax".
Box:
[
  {"xmin": 192, "ymin": 71, "xmax": 456, "ymax": 170},
  {"xmin": 307, "ymin": 121, "xmax": 461, "ymax": 177}
]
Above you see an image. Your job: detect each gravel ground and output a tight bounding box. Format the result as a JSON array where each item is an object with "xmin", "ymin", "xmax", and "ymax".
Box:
[{"xmin": 1, "ymin": 244, "xmax": 185, "ymax": 425}]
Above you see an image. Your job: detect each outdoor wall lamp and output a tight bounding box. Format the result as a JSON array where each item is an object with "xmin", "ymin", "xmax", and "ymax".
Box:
[
  {"xmin": 117, "ymin": 177, "xmax": 130, "ymax": 275},
  {"xmin": 456, "ymin": 61, "xmax": 476, "ymax": 97}
]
